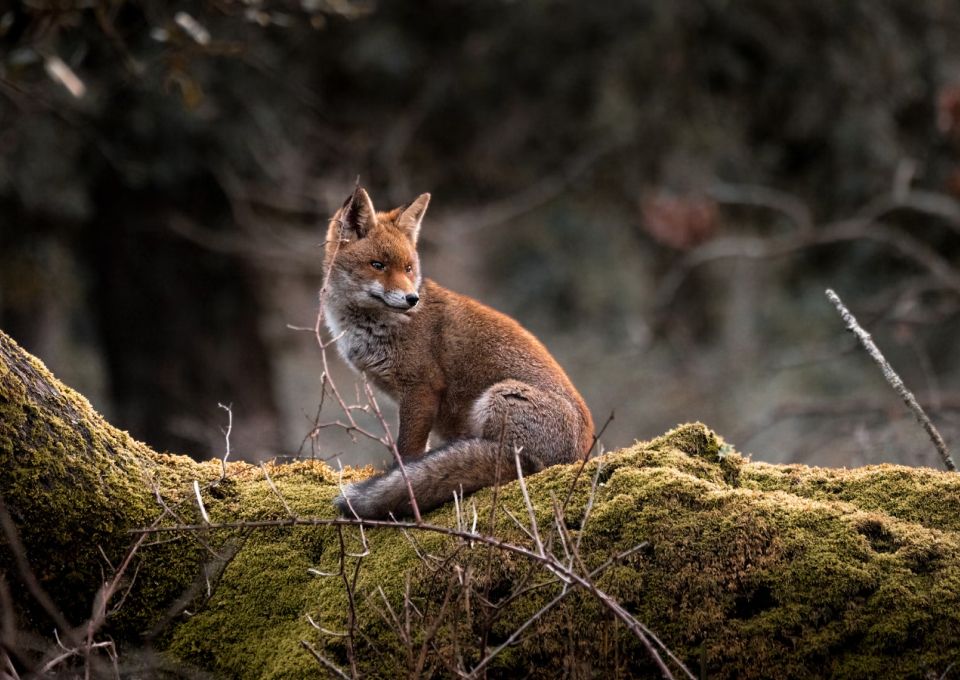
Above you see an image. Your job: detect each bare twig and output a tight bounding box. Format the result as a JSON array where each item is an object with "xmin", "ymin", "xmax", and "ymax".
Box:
[
  {"xmin": 336, "ymin": 525, "xmax": 361, "ymax": 678},
  {"xmin": 560, "ymin": 410, "xmax": 614, "ymax": 515},
  {"xmin": 260, "ymin": 463, "xmax": 294, "ymax": 518},
  {"xmin": 361, "ymin": 377, "xmax": 422, "ymax": 523},
  {"xmin": 513, "ymin": 448, "xmax": 544, "ymax": 558},
  {"xmin": 81, "ymin": 533, "xmax": 149, "ymax": 673},
  {"xmin": 450, "ymin": 138, "xmax": 623, "ymax": 236},
  {"xmin": 2, "ymin": 649, "xmax": 20, "ymax": 680},
  {"xmin": 217, "ymin": 402, "xmax": 233, "ymax": 481},
  {"xmin": 299, "ymin": 640, "xmax": 351, "ymax": 680},
  {"xmin": 296, "ymin": 203, "xmax": 423, "ymax": 521},
  {"xmin": 38, "ymin": 640, "xmax": 114, "ymax": 675},
  {"xmin": 468, "ymin": 538, "xmax": 650, "ymax": 678},
  {"xmin": 708, "ymin": 182, "xmax": 813, "ymax": 233},
  {"xmin": 0, "ymin": 576, "xmax": 21, "ymax": 678},
  {"xmin": 193, "ymin": 481, "xmax": 211, "ymax": 524},
  {"xmin": 0, "ymin": 496, "xmax": 72, "ymax": 637},
  {"xmin": 412, "ymin": 577, "xmax": 456, "ymax": 678},
  {"xmin": 825, "ymin": 289, "xmax": 956, "ymax": 471}
]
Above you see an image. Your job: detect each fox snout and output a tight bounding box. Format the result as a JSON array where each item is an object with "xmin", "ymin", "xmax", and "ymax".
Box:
[{"xmin": 373, "ymin": 287, "xmax": 420, "ymax": 310}]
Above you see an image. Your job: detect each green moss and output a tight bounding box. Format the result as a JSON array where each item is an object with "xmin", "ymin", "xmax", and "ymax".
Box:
[
  {"xmin": 166, "ymin": 460, "xmax": 441, "ymax": 678},
  {"xmin": 739, "ymin": 461, "xmax": 960, "ymax": 531},
  {"xmin": 0, "ymin": 332, "xmax": 225, "ymax": 638},
  {"xmin": 164, "ymin": 424, "xmax": 960, "ymax": 679}
]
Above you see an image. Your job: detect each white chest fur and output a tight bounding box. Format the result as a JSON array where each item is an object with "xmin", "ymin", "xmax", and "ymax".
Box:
[{"xmin": 324, "ymin": 304, "xmax": 402, "ymax": 381}]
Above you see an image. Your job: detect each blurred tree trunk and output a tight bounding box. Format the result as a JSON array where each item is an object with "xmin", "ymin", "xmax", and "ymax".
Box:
[{"xmin": 87, "ymin": 173, "xmax": 281, "ymax": 458}]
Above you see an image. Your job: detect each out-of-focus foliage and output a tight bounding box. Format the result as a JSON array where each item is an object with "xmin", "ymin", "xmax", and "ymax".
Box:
[{"xmin": 2, "ymin": 0, "xmax": 959, "ymax": 465}]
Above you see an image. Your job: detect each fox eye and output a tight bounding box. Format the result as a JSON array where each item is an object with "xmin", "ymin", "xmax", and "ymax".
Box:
[
  {"xmin": 370, "ymin": 261, "xmax": 385, "ymax": 271},
  {"xmin": 405, "ymin": 264, "xmax": 413, "ymax": 273}
]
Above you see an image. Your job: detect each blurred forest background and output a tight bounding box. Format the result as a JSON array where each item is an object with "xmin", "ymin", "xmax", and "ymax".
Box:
[{"xmin": 2, "ymin": 0, "xmax": 960, "ymax": 470}]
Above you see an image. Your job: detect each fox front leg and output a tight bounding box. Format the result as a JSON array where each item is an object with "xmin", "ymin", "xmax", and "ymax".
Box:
[{"xmin": 396, "ymin": 387, "xmax": 441, "ymax": 459}]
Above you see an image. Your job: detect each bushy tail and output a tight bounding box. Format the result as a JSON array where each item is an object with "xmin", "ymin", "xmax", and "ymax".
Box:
[{"xmin": 333, "ymin": 438, "xmax": 540, "ymax": 519}]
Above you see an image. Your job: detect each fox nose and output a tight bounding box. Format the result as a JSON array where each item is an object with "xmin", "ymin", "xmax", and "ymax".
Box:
[{"xmin": 405, "ymin": 293, "xmax": 420, "ymax": 308}]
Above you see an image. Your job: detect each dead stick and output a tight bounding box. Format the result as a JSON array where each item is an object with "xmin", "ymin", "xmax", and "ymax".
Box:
[{"xmin": 825, "ymin": 288, "xmax": 956, "ymax": 471}]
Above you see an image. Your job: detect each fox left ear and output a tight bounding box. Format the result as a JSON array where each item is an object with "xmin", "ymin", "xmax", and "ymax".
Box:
[
  {"xmin": 397, "ymin": 193, "xmax": 430, "ymax": 245},
  {"xmin": 338, "ymin": 186, "xmax": 377, "ymax": 240}
]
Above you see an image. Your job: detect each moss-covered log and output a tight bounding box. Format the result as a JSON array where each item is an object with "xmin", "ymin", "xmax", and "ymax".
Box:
[{"xmin": 2, "ymin": 329, "xmax": 960, "ymax": 679}]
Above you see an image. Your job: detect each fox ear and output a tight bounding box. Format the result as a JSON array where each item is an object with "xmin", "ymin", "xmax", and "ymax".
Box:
[
  {"xmin": 397, "ymin": 193, "xmax": 430, "ymax": 245},
  {"xmin": 338, "ymin": 186, "xmax": 377, "ymax": 240}
]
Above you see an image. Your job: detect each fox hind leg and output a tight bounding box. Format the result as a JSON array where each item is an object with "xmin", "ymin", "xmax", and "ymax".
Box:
[{"xmin": 469, "ymin": 379, "xmax": 584, "ymax": 467}]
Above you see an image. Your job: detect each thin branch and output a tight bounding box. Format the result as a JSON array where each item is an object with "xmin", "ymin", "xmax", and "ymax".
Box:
[
  {"xmin": 38, "ymin": 640, "xmax": 114, "ymax": 675},
  {"xmin": 574, "ymin": 460, "xmax": 605, "ymax": 558},
  {"xmin": 217, "ymin": 403, "xmax": 233, "ymax": 482},
  {"xmin": 513, "ymin": 448, "xmax": 544, "ymax": 558},
  {"xmin": 825, "ymin": 289, "xmax": 956, "ymax": 471},
  {"xmin": 361, "ymin": 377, "xmax": 422, "ymax": 523},
  {"xmin": 655, "ymin": 220, "xmax": 960, "ymax": 316},
  {"xmin": 412, "ymin": 577, "xmax": 457, "ymax": 678},
  {"xmin": 294, "ymin": 207, "xmax": 422, "ymax": 522},
  {"xmin": 468, "ymin": 539, "xmax": 650, "ymax": 678},
  {"xmin": 0, "ymin": 496, "xmax": 72, "ymax": 637},
  {"xmin": 449, "ymin": 138, "xmax": 623, "ymax": 236},
  {"xmin": 2, "ymin": 649, "xmax": 20, "ymax": 680},
  {"xmin": 299, "ymin": 640, "xmax": 351, "ymax": 680},
  {"xmin": 560, "ymin": 410, "xmax": 614, "ymax": 515},
  {"xmin": 193, "ymin": 481, "xmax": 211, "ymax": 524},
  {"xmin": 260, "ymin": 463, "xmax": 294, "ymax": 518},
  {"xmin": 707, "ymin": 182, "xmax": 813, "ymax": 233},
  {"xmin": 336, "ymin": 525, "xmax": 361, "ymax": 678}
]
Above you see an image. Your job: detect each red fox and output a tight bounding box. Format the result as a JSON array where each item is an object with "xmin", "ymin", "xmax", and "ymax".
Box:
[{"xmin": 326, "ymin": 187, "xmax": 594, "ymax": 518}]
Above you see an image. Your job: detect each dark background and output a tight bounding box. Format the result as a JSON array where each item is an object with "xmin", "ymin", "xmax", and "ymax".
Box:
[{"xmin": 3, "ymin": 0, "xmax": 959, "ymax": 469}]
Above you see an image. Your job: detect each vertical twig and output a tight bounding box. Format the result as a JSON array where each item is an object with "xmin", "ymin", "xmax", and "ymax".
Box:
[
  {"xmin": 825, "ymin": 289, "xmax": 956, "ymax": 471},
  {"xmin": 260, "ymin": 463, "xmax": 295, "ymax": 518},
  {"xmin": 294, "ymin": 204, "xmax": 423, "ymax": 521},
  {"xmin": 560, "ymin": 410, "xmax": 614, "ymax": 515},
  {"xmin": 361, "ymin": 377, "xmax": 422, "ymax": 523},
  {"xmin": 513, "ymin": 448, "xmax": 544, "ymax": 557},
  {"xmin": 193, "ymin": 481, "xmax": 211, "ymax": 524},
  {"xmin": 217, "ymin": 402, "xmax": 233, "ymax": 481}
]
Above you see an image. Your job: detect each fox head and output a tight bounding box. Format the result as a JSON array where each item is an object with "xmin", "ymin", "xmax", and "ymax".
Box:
[{"xmin": 324, "ymin": 186, "xmax": 430, "ymax": 313}]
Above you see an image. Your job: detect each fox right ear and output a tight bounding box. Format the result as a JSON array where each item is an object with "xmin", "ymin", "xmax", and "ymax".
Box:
[
  {"xmin": 338, "ymin": 186, "xmax": 377, "ymax": 240},
  {"xmin": 397, "ymin": 192, "xmax": 430, "ymax": 245}
]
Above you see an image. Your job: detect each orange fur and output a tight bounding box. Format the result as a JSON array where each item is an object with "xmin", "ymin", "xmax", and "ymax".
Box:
[{"xmin": 325, "ymin": 187, "xmax": 594, "ymax": 518}]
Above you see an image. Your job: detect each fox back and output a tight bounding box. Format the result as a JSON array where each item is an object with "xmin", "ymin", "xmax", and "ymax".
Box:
[{"xmin": 325, "ymin": 187, "xmax": 594, "ymax": 518}]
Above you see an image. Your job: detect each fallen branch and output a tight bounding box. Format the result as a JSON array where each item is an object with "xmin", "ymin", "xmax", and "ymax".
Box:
[{"xmin": 825, "ymin": 288, "xmax": 956, "ymax": 471}]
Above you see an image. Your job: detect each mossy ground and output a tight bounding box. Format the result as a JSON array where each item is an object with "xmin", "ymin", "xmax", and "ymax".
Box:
[
  {"xmin": 166, "ymin": 426, "xmax": 960, "ymax": 680},
  {"xmin": 3, "ymin": 331, "xmax": 959, "ymax": 679}
]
